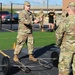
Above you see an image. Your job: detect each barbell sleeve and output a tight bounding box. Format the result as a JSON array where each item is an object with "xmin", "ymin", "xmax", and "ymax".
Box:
[{"xmin": 0, "ymin": 50, "xmax": 10, "ymax": 58}]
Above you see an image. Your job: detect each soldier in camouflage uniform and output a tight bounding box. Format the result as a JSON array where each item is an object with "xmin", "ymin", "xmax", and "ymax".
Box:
[
  {"xmin": 37, "ymin": 9, "xmax": 44, "ymax": 31},
  {"xmin": 56, "ymin": 2, "xmax": 75, "ymax": 75},
  {"xmin": 13, "ymin": 1, "xmax": 42, "ymax": 62}
]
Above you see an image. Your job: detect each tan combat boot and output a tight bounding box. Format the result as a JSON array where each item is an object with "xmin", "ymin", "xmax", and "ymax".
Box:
[
  {"xmin": 13, "ymin": 54, "xmax": 19, "ymax": 62},
  {"xmin": 29, "ymin": 54, "xmax": 37, "ymax": 62}
]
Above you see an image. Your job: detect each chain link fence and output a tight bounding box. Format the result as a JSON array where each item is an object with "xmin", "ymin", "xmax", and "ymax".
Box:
[{"xmin": 0, "ymin": 3, "xmax": 24, "ymax": 31}]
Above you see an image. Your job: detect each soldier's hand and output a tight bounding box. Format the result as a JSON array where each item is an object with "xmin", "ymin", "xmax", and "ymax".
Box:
[
  {"xmin": 39, "ymin": 17, "xmax": 43, "ymax": 21},
  {"xmin": 34, "ymin": 19, "xmax": 39, "ymax": 24}
]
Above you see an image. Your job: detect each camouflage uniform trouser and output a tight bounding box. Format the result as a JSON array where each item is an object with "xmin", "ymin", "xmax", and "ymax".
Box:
[
  {"xmin": 58, "ymin": 42, "xmax": 75, "ymax": 75},
  {"xmin": 14, "ymin": 33, "xmax": 34, "ymax": 55},
  {"xmin": 39, "ymin": 21, "xmax": 43, "ymax": 29}
]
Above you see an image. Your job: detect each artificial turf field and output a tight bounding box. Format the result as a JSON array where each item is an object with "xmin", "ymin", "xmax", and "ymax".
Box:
[{"xmin": 0, "ymin": 31, "xmax": 56, "ymax": 50}]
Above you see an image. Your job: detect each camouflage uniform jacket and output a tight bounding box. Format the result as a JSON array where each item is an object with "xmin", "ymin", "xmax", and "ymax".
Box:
[
  {"xmin": 37, "ymin": 12, "xmax": 44, "ymax": 20},
  {"xmin": 56, "ymin": 15, "xmax": 75, "ymax": 47},
  {"xmin": 18, "ymin": 10, "xmax": 34, "ymax": 35}
]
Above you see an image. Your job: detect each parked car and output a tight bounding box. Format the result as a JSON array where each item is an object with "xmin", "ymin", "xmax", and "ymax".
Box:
[
  {"xmin": 13, "ymin": 14, "xmax": 18, "ymax": 23},
  {"xmin": 2, "ymin": 13, "xmax": 19, "ymax": 24},
  {"xmin": 0, "ymin": 11, "xmax": 10, "ymax": 23}
]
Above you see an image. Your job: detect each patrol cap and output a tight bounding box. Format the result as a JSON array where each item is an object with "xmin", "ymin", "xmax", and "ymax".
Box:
[
  {"xmin": 24, "ymin": 1, "xmax": 30, "ymax": 6},
  {"xmin": 67, "ymin": 2, "xmax": 75, "ymax": 7}
]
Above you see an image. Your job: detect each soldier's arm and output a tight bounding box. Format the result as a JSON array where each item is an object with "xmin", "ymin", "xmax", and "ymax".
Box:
[
  {"xmin": 19, "ymin": 11, "xmax": 31, "ymax": 25},
  {"xmin": 33, "ymin": 16, "xmax": 43, "ymax": 24},
  {"xmin": 32, "ymin": 13, "xmax": 36, "ymax": 21},
  {"xmin": 39, "ymin": 13, "xmax": 44, "ymax": 17},
  {"xmin": 33, "ymin": 18, "xmax": 41, "ymax": 24},
  {"xmin": 55, "ymin": 20, "xmax": 66, "ymax": 47}
]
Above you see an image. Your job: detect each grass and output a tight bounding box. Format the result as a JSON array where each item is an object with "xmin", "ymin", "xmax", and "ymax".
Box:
[{"xmin": 0, "ymin": 31, "xmax": 56, "ymax": 50}]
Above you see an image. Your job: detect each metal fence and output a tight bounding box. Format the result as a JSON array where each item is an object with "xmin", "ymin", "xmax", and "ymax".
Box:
[
  {"xmin": 0, "ymin": 3, "xmax": 23, "ymax": 30},
  {"xmin": 0, "ymin": 3, "xmax": 49, "ymax": 31},
  {"xmin": 0, "ymin": 3, "xmax": 2, "ymax": 30}
]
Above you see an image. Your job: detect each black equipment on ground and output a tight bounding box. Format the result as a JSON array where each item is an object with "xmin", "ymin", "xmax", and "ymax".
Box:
[
  {"xmin": 0, "ymin": 56, "xmax": 57, "ymax": 75},
  {"xmin": 1, "ymin": 56, "xmax": 31, "ymax": 75},
  {"xmin": 14, "ymin": 61, "xmax": 31, "ymax": 73},
  {"xmin": 2, "ymin": 56, "xmax": 11, "ymax": 75}
]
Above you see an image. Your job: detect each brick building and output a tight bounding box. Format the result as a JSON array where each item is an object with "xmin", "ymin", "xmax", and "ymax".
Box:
[{"xmin": 63, "ymin": 0, "xmax": 75, "ymax": 11}]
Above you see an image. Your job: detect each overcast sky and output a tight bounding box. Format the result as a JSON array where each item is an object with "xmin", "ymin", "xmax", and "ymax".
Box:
[{"xmin": 0, "ymin": 0, "xmax": 62, "ymax": 6}]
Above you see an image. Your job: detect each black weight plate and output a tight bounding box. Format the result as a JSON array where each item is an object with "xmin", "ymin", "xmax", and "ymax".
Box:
[
  {"xmin": 51, "ymin": 51, "xmax": 59, "ymax": 67},
  {"xmin": 2, "ymin": 56, "xmax": 11, "ymax": 75},
  {"xmin": 25, "ymin": 67, "xmax": 31, "ymax": 73}
]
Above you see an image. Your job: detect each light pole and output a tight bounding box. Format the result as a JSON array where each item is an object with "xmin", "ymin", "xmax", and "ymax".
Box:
[
  {"xmin": 0, "ymin": 3, "xmax": 2, "ymax": 30},
  {"xmin": 47, "ymin": 0, "xmax": 48, "ymax": 14},
  {"xmin": 10, "ymin": 2, "xmax": 13, "ymax": 30},
  {"xmin": 43, "ymin": 0, "xmax": 45, "ymax": 9}
]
